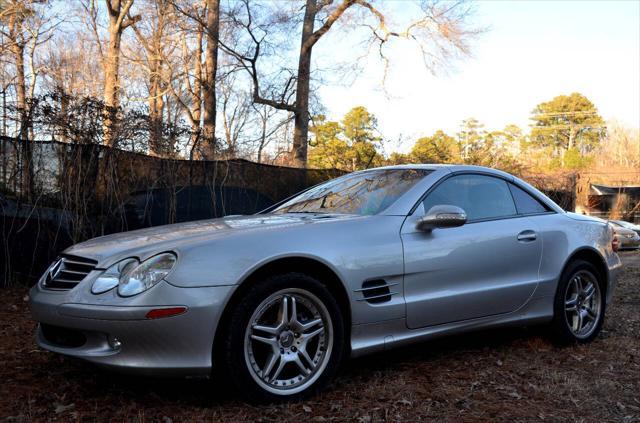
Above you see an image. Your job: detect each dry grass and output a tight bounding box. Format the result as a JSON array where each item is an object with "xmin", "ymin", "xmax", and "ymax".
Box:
[{"xmin": 1, "ymin": 252, "xmax": 639, "ymax": 422}]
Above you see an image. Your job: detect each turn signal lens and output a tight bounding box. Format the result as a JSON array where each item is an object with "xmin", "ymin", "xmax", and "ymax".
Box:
[{"xmin": 145, "ymin": 307, "xmax": 187, "ymax": 319}]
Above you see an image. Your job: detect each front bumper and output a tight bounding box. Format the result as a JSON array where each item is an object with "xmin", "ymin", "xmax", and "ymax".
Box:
[{"xmin": 29, "ymin": 281, "xmax": 236, "ymax": 377}]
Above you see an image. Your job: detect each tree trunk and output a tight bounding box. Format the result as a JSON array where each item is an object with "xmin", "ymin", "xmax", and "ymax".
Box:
[
  {"xmin": 201, "ymin": 0, "xmax": 220, "ymax": 159},
  {"xmin": 11, "ymin": 42, "xmax": 27, "ymax": 139},
  {"xmin": 222, "ymin": 108, "xmax": 232, "ymax": 157},
  {"xmin": 2, "ymin": 88, "xmax": 6, "ymax": 137},
  {"xmin": 131, "ymin": 0, "xmax": 169, "ymax": 156},
  {"xmin": 258, "ymin": 119, "xmax": 267, "ymax": 164},
  {"xmin": 290, "ymin": 0, "xmax": 317, "ymax": 168},
  {"xmin": 187, "ymin": 27, "xmax": 203, "ymax": 157},
  {"xmin": 102, "ymin": 0, "xmax": 139, "ymax": 147},
  {"xmin": 58, "ymin": 86, "xmax": 69, "ymax": 143},
  {"xmin": 103, "ymin": 21, "xmax": 122, "ymax": 147},
  {"xmin": 148, "ymin": 57, "xmax": 165, "ymax": 155},
  {"xmin": 10, "ymin": 35, "xmax": 32, "ymax": 200}
]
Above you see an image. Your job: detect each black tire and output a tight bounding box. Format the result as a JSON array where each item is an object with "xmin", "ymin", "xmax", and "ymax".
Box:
[
  {"xmin": 550, "ymin": 259, "xmax": 606, "ymax": 345},
  {"xmin": 222, "ymin": 273, "xmax": 345, "ymax": 402}
]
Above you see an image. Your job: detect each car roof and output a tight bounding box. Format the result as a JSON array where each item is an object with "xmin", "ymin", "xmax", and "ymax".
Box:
[
  {"xmin": 361, "ymin": 163, "xmax": 473, "ymax": 170},
  {"xmin": 357, "ymin": 164, "xmax": 565, "ymax": 215},
  {"xmin": 356, "ymin": 163, "xmax": 517, "ymax": 180}
]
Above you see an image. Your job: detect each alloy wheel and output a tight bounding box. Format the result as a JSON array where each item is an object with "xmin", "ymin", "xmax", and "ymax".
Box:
[
  {"xmin": 243, "ymin": 288, "xmax": 333, "ymax": 395},
  {"xmin": 564, "ymin": 270, "xmax": 602, "ymax": 339}
]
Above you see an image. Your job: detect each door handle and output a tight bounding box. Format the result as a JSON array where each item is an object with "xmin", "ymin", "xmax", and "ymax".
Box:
[{"xmin": 517, "ymin": 230, "xmax": 537, "ymax": 242}]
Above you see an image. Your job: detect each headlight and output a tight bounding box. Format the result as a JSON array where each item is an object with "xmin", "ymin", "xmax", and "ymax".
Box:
[
  {"xmin": 117, "ymin": 253, "xmax": 177, "ymax": 297},
  {"xmin": 91, "ymin": 258, "xmax": 138, "ymax": 294}
]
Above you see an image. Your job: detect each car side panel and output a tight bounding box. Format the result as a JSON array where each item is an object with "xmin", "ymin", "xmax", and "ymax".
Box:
[
  {"xmin": 350, "ymin": 213, "xmax": 621, "ymax": 358},
  {"xmin": 401, "ymin": 215, "xmax": 542, "ymax": 328}
]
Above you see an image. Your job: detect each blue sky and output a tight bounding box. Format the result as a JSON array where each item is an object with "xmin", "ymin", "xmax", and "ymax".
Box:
[{"xmin": 316, "ymin": 0, "xmax": 640, "ymax": 151}]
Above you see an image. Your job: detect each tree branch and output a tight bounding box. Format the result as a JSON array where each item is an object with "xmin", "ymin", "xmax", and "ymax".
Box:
[{"xmin": 304, "ymin": 0, "xmax": 356, "ymax": 53}]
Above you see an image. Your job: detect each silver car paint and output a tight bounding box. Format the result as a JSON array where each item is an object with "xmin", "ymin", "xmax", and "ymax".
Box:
[
  {"xmin": 401, "ymin": 213, "xmax": 543, "ymax": 328},
  {"xmin": 29, "ymin": 165, "xmax": 622, "ymax": 375},
  {"xmin": 30, "ymin": 281, "xmax": 234, "ymax": 375},
  {"xmin": 611, "ymin": 225, "xmax": 640, "ymax": 249}
]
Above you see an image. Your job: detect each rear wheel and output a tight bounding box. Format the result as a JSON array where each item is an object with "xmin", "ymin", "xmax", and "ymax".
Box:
[
  {"xmin": 223, "ymin": 273, "xmax": 344, "ymax": 402},
  {"xmin": 551, "ymin": 260, "xmax": 605, "ymax": 344}
]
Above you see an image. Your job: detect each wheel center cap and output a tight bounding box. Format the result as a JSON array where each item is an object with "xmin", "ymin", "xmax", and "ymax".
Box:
[{"xmin": 279, "ymin": 331, "xmax": 294, "ymax": 348}]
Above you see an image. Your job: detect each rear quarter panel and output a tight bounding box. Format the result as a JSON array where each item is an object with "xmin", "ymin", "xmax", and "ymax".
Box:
[{"xmin": 531, "ymin": 213, "xmax": 620, "ymax": 300}]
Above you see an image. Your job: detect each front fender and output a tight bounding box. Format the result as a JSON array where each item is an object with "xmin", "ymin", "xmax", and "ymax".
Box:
[{"xmin": 164, "ymin": 215, "xmax": 408, "ymax": 325}]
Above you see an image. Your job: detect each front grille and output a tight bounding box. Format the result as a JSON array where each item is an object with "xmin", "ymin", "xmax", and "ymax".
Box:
[
  {"xmin": 41, "ymin": 324, "xmax": 86, "ymax": 348},
  {"xmin": 42, "ymin": 255, "xmax": 98, "ymax": 290}
]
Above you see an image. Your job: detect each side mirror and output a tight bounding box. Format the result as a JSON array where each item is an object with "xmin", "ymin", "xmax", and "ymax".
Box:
[{"xmin": 416, "ymin": 205, "xmax": 467, "ymax": 232}]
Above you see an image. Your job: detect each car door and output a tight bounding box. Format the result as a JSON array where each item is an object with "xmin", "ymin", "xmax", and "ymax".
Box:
[{"xmin": 401, "ymin": 173, "xmax": 542, "ymax": 329}]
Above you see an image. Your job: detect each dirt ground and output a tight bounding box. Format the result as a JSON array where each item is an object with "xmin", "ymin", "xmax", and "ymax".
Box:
[{"xmin": 1, "ymin": 252, "xmax": 639, "ymax": 422}]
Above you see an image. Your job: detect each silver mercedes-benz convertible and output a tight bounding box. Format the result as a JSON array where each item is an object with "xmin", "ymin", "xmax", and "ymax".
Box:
[{"xmin": 29, "ymin": 165, "xmax": 622, "ymax": 401}]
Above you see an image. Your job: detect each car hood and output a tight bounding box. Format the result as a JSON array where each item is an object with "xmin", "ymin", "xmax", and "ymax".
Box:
[
  {"xmin": 613, "ymin": 226, "xmax": 638, "ymax": 236},
  {"xmin": 64, "ymin": 213, "xmax": 358, "ymax": 266},
  {"xmin": 614, "ymin": 222, "xmax": 640, "ymax": 232}
]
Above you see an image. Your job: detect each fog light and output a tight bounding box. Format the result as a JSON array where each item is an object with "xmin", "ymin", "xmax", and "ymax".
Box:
[{"xmin": 108, "ymin": 335, "xmax": 122, "ymax": 350}]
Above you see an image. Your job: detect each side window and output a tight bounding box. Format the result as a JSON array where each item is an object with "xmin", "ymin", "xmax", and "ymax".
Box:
[
  {"xmin": 421, "ymin": 174, "xmax": 517, "ymax": 221},
  {"xmin": 508, "ymin": 183, "xmax": 549, "ymax": 215}
]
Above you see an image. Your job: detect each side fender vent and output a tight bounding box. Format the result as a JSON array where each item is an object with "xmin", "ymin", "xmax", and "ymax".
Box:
[{"xmin": 356, "ymin": 279, "xmax": 398, "ymax": 304}]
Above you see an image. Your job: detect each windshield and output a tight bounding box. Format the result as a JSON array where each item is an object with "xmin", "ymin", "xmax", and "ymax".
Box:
[{"xmin": 273, "ymin": 169, "xmax": 431, "ymax": 215}]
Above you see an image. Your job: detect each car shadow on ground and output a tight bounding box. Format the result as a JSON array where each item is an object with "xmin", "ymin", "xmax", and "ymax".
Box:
[{"xmin": 52, "ymin": 324, "xmax": 548, "ymax": 407}]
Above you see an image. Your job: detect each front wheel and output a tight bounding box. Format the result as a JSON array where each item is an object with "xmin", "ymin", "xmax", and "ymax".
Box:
[
  {"xmin": 551, "ymin": 260, "xmax": 606, "ymax": 344},
  {"xmin": 223, "ymin": 273, "xmax": 344, "ymax": 402}
]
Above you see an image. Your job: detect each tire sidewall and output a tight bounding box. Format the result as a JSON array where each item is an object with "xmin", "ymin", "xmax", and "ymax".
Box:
[
  {"xmin": 223, "ymin": 273, "xmax": 345, "ymax": 402},
  {"xmin": 552, "ymin": 259, "xmax": 606, "ymax": 344}
]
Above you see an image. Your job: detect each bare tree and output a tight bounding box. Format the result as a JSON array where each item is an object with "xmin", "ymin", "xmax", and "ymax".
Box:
[
  {"xmin": 101, "ymin": 0, "xmax": 140, "ymax": 146},
  {"xmin": 2, "ymin": 3, "xmax": 28, "ymax": 137},
  {"xmin": 169, "ymin": 0, "xmax": 223, "ymax": 159},
  {"xmin": 218, "ymin": 72, "xmax": 250, "ymax": 158},
  {"xmin": 130, "ymin": 0, "xmax": 176, "ymax": 155},
  {"xmin": 598, "ymin": 121, "xmax": 640, "ymax": 170},
  {"xmin": 161, "ymin": 1, "xmax": 205, "ymax": 158},
  {"xmin": 252, "ymin": 103, "xmax": 292, "ymax": 164},
  {"xmin": 1, "ymin": 0, "xmax": 59, "ymax": 200},
  {"xmin": 200, "ymin": 0, "xmax": 219, "ymax": 159},
  {"xmin": 1, "ymin": 0, "xmax": 56, "ymax": 137},
  {"xmin": 226, "ymin": 0, "xmax": 480, "ymax": 168},
  {"xmin": 178, "ymin": 21, "xmax": 204, "ymax": 158}
]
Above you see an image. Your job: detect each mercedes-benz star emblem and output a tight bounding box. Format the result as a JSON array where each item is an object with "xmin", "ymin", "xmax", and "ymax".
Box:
[{"xmin": 48, "ymin": 259, "xmax": 63, "ymax": 282}]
